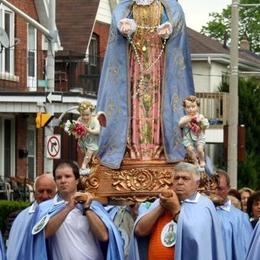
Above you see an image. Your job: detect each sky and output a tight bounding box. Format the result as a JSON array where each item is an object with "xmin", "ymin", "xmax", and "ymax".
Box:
[{"xmin": 179, "ymin": 0, "xmax": 231, "ymax": 32}]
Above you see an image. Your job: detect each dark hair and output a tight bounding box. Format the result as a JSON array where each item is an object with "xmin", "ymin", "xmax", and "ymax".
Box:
[
  {"xmin": 228, "ymin": 188, "xmax": 241, "ymax": 201},
  {"xmin": 247, "ymin": 191, "xmax": 260, "ymax": 218},
  {"xmin": 53, "ymin": 161, "xmax": 80, "ymax": 180}
]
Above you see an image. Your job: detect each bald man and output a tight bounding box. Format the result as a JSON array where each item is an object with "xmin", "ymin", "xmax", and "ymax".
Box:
[
  {"xmin": 33, "ymin": 174, "xmax": 57, "ymax": 203},
  {"xmin": 7, "ymin": 174, "xmax": 56, "ymax": 260}
]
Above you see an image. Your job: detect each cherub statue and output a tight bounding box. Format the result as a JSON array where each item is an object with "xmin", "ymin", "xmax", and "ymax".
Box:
[
  {"xmin": 76, "ymin": 101, "xmax": 106, "ymax": 175},
  {"xmin": 178, "ymin": 95, "xmax": 209, "ymax": 170}
]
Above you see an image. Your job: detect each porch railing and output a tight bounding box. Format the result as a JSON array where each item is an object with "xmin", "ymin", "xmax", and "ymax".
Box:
[{"xmin": 196, "ymin": 92, "xmax": 229, "ymax": 127}]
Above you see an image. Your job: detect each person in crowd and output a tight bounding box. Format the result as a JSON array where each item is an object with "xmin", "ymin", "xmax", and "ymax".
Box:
[
  {"xmin": 228, "ymin": 188, "xmax": 242, "ymax": 209},
  {"xmin": 178, "ymin": 95, "xmax": 209, "ymax": 170},
  {"xmin": 214, "ymin": 170, "xmax": 253, "ymax": 260},
  {"xmin": 239, "ymin": 187, "xmax": 254, "ymax": 212},
  {"xmin": 32, "ymin": 161, "xmax": 124, "ymax": 260},
  {"xmin": 6, "ymin": 174, "xmax": 56, "ymax": 260},
  {"xmin": 247, "ymin": 190, "xmax": 260, "ymax": 228},
  {"xmin": 227, "ymin": 195, "xmax": 241, "ymax": 209},
  {"xmin": 129, "ymin": 162, "xmax": 226, "ymax": 260},
  {"xmin": 96, "ymin": 0, "xmax": 194, "ymax": 169},
  {"xmin": 246, "ymin": 220, "xmax": 260, "ymax": 260}
]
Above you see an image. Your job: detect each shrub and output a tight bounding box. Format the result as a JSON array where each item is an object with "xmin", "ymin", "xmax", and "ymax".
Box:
[{"xmin": 0, "ymin": 200, "xmax": 30, "ymax": 232}]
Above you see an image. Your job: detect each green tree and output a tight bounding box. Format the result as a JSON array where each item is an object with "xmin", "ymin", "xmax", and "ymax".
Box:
[
  {"xmin": 220, "ymin": 78, "xmax": 260, "ymax": 189},
  {"xmin": 201, "ymin": 0, "xmax": 260, "ymax": 52}
]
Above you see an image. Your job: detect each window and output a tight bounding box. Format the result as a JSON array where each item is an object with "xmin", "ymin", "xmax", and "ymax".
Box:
[
  {"xmin": 0, "ymin": 4, "xmax": 14, "ymax": 75},
  {"xmin": 89, "ymin": 35, "xmax": 98, "ymax": 66},
  {"xmin": 27, "ymin": 24, "xmax": 37, "ymax": 90}
]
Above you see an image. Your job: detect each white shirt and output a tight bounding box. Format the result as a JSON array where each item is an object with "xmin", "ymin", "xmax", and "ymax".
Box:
[{"xmin": 49, "ymin": 208, "xmax": 104, "ymax": 260}]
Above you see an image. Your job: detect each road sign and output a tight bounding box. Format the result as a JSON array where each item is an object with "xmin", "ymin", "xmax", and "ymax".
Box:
[
  {"xmin": 46, "ymin": 92, "xmax": 63, "ymax": 103},
  {"xmin": 46, "ymin": 135, "xmax": 61, "ymax": 159}
]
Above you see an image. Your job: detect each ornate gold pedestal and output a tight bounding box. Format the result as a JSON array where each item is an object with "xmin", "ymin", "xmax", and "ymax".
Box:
[
  {"xmin": 79, "ymin": 157, "xmax": 222, "ymax": 206},
  {"xmin": 80, "ymin": 159, "xmax": 178, "ymax": 204}
]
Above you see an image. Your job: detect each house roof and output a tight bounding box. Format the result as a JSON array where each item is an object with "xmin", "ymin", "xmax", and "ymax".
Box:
[
  {"xmin": 187, "ymin": 28, "xmax": 229, "ymax": 55},
  {"xmin": 187, "ymin": 27, "xmax": 260, "ymax": 68},
  {"xmin": 56, "ymin": 0, "xmax": 100, "ymax": 58}
]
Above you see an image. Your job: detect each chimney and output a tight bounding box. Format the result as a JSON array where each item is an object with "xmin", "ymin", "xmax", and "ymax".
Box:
[{"xmin": 240, "ymin": 33, "xmax": 250, "ymax": 51}]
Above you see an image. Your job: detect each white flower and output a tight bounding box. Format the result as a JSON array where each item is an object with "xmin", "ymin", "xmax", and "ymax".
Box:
[{"xmin": 64, "ymin": 120, "xmax": 72, "ymax": 134}]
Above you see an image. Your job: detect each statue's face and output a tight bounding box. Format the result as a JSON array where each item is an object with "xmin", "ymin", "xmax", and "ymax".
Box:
[
  {"xmin": 81, "ymin": 108, "xmax": 91, "ymax": 122},
  {"xmin": 184, "ymin": 100, "xmax": 198, "ymax": 116}
]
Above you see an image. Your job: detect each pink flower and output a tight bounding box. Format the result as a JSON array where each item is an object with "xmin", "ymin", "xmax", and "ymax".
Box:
[{"xmin": 62, "ymin": 120, "xmax": 87, "ymax": 139}]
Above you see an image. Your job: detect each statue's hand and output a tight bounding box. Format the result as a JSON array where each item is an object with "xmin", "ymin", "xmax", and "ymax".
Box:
[
  {"xmin": 157, "ymin": 22, "xmax": 172, "ymax": 39},
  {"xmin": 118, "ymin": 18, "xmax": 137, "ymax": 36}
]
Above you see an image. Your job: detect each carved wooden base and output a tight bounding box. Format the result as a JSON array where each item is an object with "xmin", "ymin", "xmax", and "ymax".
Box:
[
  {"xmin": 79, "ymin": 157, "xmax": 221, "ymax": 205},
  {"xmin": 80, "ymin": 159, "xmax": 179, "ymax": 204}
]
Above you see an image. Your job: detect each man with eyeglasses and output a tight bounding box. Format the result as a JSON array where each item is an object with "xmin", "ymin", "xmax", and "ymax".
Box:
[{"xmin": 130, "ymin": 162, "xmax": 226, "ymax": 260}]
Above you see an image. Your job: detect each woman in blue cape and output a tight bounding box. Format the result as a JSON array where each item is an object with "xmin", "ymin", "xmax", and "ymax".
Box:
[{"xmin": 96, "ymin": 0, "xmax": 194, "ymax": 169}]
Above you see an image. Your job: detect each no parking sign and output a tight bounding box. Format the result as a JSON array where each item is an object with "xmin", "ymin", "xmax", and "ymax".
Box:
[{"xmin": 46, "ymin": 135, "xmax": 61, "ymax": 159}]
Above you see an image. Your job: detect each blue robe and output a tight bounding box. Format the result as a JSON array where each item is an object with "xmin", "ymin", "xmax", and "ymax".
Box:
[
  {"xmin": 246, "ymin": 220, "xmax": 260, "ymax": 260},
  {"xmin": 216, "ymin": 200, "xmax": 253, "ymax": 260},
  {"xmin": 32, "ymin": 195, "xmax": 124, "ymax": 260},
  {"xmin": 106, "ymin": 206, "xmax": 134, "ymax": 258},
  {"xmin": 0, "ymin": 231, "xmax": 6, "ymax": 260},
  {"xmin": 6, "ymin": 202, "xmax": 39, "ymax": 260},
  {"xmin": 129, "ymin": 193, "xmax": 226, "ymax": 260},
  {"xmin": 96, "ymin": 0, "xmax": 194, "ymax": 169}
]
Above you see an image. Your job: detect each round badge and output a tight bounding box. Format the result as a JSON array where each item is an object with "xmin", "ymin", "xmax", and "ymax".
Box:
[
  {"xmin": 32, "ymin": 214, "xmax": 50, "ymax": 235},
  {"xmin": 161, "ymin": 220, "xmax": 177, "ymax": 247}
]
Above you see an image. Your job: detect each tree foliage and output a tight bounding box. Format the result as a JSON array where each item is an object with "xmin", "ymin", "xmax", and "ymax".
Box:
[
  {"xmin": 219, "ymin": 78, "xmax": 260, "ymax": 189},
  {"xmin": 201, "ymin": 0, "xmax": 260, "ymax": 52}
]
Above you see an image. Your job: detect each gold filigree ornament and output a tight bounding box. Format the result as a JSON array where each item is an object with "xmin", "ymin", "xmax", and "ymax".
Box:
[{"xmin": 111, "ymin": 168, "xmax": 173, "ymax": 192}]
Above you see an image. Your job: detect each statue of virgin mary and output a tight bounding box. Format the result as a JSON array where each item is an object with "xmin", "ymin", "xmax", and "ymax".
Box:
[{"xmin": 96, "ymin": 0, "xmax": 194, "ymax": 169}]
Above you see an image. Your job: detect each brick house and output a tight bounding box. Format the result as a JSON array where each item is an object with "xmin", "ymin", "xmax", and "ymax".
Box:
[{"xmin": 0, "ymin": 0, "xmax": 100, "ymax": 186}]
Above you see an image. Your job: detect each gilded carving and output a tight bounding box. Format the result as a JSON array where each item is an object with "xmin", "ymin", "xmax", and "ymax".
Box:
[
  {"xmin": 81, "ymin": 175, "xmax": 100, "ymax": 190},
  {"xmin": 110, "ymin": 168, "xmax": 173, "ymax": 192}
]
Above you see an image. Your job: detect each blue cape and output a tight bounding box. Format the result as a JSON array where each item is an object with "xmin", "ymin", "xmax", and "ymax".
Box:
[
  {"xmin": 246, "ymin": 220, "xmax": 260, "ymax": 260},
  {"xmin": 0, "ymin": 231, "xmax": 6, "ymax": 260},
  {"xmin": 96, "ymin": 0, "xmax": 194, "ymax": 169},
  {"xmin": 6, "ymin": 202, "xmax": 39, "ymax": 260},
  {"xmin": 32, "ymin": 197, "xmax": 124, "ymax": 260},
  {"xmin": 216, "ymin": 203, "xmax": 253, "ymax": 260},
  {"xmin": 129, "ymin": 194, "xmax": 226, "ymax": 260}
]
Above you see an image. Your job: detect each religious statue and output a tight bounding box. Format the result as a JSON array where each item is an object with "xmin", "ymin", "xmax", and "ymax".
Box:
[
  {"xmin": 76, "ymin": 101, "xmax": 101, "ymax": 175},
  {"xmin": 96, "ymin": 0, "xmax": 195, "ymax": 169},
  {"xmin": 63, "ymin": 101, "xmax": 106, "ymax": 175},
  {"xmin": 178, "ymin": 95, "xmax": 209, "ymax": 170}
]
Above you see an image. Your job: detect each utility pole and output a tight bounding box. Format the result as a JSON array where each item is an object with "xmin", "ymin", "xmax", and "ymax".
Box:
[
  {"xmin": 228, "ymin": 0, "xmax": 239, "ymax": 187},
  {"xmin": 44, "ymin": 0, "xmax": 57, "ymax": 173}
]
